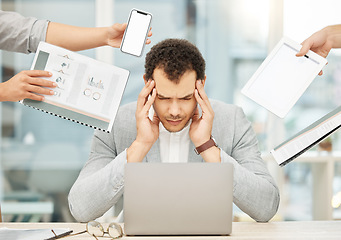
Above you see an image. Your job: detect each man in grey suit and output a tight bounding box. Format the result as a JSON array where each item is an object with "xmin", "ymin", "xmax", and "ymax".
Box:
[{"xmin": 68, "ymin": 39, "xmax": 280, "ymax": 223}]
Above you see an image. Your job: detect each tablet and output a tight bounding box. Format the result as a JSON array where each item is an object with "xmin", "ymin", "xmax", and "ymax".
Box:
[{"xmin": 241, "ymin": 36, "xmax": 328, "ymax": 118}]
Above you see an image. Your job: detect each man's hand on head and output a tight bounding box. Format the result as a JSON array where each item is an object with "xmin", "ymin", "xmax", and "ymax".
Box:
[
  {"xmin": 189, "ymin": 80, "xmax": 220, "ymax": 163},
  {"xmin": 189, "ymin": 80, "xmax": 214, "ymax": 147},
  {"xmin": 127, "ymin": 80, "xmax": 160, "ymax": 163}
]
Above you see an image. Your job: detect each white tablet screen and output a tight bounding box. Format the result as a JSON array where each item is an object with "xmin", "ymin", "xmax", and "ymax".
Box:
[
  {"xmin": 242, "ymin": 37, "xmax": 327, "ymax": 118},
  {"xmin": 248, "ymin": 43, "xmax": 319, "ymax": 111}
]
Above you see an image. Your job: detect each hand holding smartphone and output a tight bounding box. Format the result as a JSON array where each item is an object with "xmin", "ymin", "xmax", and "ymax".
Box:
[{"xmin": 120, "ymin": 9, "xmax": 152, "ymax": 57}]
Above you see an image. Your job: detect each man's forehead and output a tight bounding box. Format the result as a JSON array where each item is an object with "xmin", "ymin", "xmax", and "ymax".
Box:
[
  {"xmin": 153, "ymin": 69, "xmax": 196, "ymax": 86},
  {"xmin": 155, "ymin": 83, "xmax": 195, "ymax": 98}
]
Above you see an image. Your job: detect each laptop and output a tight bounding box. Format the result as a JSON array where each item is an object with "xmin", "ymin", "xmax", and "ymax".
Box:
[{"xmin": 124, "ymin": 162, "xmax": 233, "ymax": 236}]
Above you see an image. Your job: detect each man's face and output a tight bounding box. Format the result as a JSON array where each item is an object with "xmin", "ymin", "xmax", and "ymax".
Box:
[{"xmin": 149, "ymin": 68, "xmax": 199, "ymax": 132}]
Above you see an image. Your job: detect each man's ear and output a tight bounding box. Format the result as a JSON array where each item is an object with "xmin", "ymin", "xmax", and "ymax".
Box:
[
  {"xmin": 201, "ymin": 75, "xmax": 207, "ymax": 86},
  {"xmin": 143, "ymin": 74, "xmax": 149, "ymax": 85}
]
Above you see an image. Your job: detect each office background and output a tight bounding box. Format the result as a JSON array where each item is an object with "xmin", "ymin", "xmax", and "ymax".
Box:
[{"xmin": 1, "ymin": 0, "xmax": 341, "ymax": 222}]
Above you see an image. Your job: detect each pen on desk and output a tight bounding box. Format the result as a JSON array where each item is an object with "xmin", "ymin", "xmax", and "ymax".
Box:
[{"xmin": 45, "ymin": 229, "xmax": 73, "ymax": 240}]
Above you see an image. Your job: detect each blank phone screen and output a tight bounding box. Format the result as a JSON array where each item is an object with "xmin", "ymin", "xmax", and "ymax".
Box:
[{"xmin": 121, "ymin": 10, "xmax": 152, "ymax": 57}]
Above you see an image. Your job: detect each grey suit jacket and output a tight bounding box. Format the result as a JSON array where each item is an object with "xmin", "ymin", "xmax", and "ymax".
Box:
[
  {"xmin": 0, "ymin": 10, "xmax": 48, "ymax": 53},
  {"xmin": 68, "ymin": 100, "xmax": 280, "ymax": 222}
]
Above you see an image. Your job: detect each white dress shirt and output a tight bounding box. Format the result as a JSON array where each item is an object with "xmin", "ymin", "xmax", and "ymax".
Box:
[{"xmin": 149, "ymin": 107, "xmax": 191, "ymax": 163}]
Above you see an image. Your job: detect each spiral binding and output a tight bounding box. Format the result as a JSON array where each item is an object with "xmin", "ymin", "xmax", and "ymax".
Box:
[{"xmin": 23, "ymin": 103, "xmax": 109, "ymax": 133}]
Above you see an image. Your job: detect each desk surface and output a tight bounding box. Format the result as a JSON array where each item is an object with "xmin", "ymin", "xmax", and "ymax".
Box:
[{"xmin": 1, "ymin": 221, "xmax": 341, "ymax": 239}]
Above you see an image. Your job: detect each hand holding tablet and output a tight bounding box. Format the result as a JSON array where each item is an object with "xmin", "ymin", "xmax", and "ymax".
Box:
[{"xmin": 241, "ymin": 36, "xmax": 328, "ymax": 118}]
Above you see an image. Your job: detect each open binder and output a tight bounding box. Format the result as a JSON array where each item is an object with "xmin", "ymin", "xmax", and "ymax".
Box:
[
  {"xmin": 21, "ymin": 42, "xmax": 129, "ymax": 132},
  {"xmin": 271, "ymin": 106, "xmax": 341, "ymax": 166}
]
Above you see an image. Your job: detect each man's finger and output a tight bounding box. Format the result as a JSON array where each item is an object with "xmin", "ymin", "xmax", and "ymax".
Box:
[
  {"xmin": 113, "ymin": 23, "xmax": 127, "ymax": 31},
  {"xmin": 152, "ymin": 112, "xmax": 160, "ymax": 125},
  {"xmin": 142, "ymin": 88, "xmax": 156, "ymax": 113},
  {"xmin": 148, "ymin": 29, "xmax": 152, "ymax": 37},
  {"xmin": 28, "ymin": 77, "xmax": 57, "ymax": 88},
  {"xmin": 296, "ymin": 41, "xmax": 312, "ymax": 57},
  {"xmin": 27, "ymin": 85, "xmax": 55, "ymax": 96},
  {"xmin": 191, "ymin": 106, "xmax": 200, "ymax": 122},
  {"xmin": 22, "ymin": 70, "xmax": 52, "ymax": 77},
  {"xmin": 196, "ymin": 81, "xmax": 208, "ymax": 99},
  {"xmin": 26, "ymin": 92, "xmax": 45, "ymax": 101},
  {"xmin": 194, "ymin": 89, "xmax": 205, "ymax": 110},
  {"xmin": 137, "ymin": 80, "xmax": 154, "ymax": 111},
  {"xmin": 196, "ymin": 80, "xmax": 212, "ymax": 109}
]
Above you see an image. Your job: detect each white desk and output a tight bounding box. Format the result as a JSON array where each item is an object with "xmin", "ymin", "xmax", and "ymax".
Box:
[{"xmin": 1, "ymin": 221, "xmax": 341, "ymax": 239}]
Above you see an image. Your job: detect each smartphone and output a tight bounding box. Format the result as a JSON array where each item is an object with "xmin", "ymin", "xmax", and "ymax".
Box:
[{"xmin": 120, "ymin": 9, "xmax": 152, "ymax": 57}]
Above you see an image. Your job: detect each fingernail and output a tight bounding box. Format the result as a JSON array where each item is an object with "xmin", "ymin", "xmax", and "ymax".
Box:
[
  {"xmin": 48, "ymin": 72, "xmax": 52, "ymax": 76},
  {"xmin": 50, "ymin": 90, "xmax": 54, "ymax": 94},
  {"xmin": 53, "ymin": 83, "xmax": 58, "ymax": 87}
]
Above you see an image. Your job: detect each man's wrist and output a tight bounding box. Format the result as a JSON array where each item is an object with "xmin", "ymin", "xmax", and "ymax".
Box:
[
  {"xmin": 103, "ymin": 26, "xmax": 111, "ymax": 46},
  {"xmin": 328, "ymin": 25, "xmax": 341, "ymax": 48},
  {"xmin": 194, "ymin": 136, "xmax": 217, "ymax": 155},
  {"xmin": 200, "ymin": 146, "xmax": 221, "ymax": 163},
  {"xmin": 127, "ymin": 140, "xmax": 153, "ymax": 163}
]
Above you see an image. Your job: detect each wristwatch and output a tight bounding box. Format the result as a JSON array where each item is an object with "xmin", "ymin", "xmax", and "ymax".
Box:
[{"xmin": 194, "ymin": 136, "xmax": 218, "ymax": 155}]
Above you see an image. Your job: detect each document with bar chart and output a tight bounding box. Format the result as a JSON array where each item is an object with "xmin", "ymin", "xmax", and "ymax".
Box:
[{"xmin": 21, "ymin": 42, "xmax": 129, "ymax": 132}]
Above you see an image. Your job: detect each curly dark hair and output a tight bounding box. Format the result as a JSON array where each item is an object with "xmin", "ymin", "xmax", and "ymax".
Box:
[{"xmin": 145, "ymin": 39, "xmax": 205, "ymax": 83}]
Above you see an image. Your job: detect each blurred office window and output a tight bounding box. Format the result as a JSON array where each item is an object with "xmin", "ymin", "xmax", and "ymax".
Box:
[
  {"xmin": 281, "ymin": 0, "xmax": 341, "ymax": 221},
  {"xmin": 1, "ymin": 0, "xmax": 341, "ymax": 222},
  {"xmin": 0, "ymin": 0, "xmax": 96, "ymax": 222}
]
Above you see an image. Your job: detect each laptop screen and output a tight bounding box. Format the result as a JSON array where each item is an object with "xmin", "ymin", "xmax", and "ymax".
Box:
[{"xmin": 124, "ymin": 162, "xmax": 233, "ymax": 236}]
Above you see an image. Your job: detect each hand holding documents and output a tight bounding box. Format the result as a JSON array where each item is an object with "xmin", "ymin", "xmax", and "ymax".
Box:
[
  {"xmin": 21, "ymin": 42, "xmax": 129, "ymax": 132},
  {"xmin": 271, "ymin": 106, "xmax": 341, "ymax": 166},
  {"xmin": 242, "ymin": 36, "xmax": 328, "ymax": 118}
]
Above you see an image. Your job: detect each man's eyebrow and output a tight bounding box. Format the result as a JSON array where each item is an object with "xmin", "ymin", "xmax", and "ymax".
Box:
[
  {"xmin": 180, "ymin": 93, "xmax": 194, "ymax": 99},
  {"xmin": 157, "ymin": 93, "xmax": 169, "ymax": 98},
  {"xmin": 157, "ymin": 93, "xmax": 194, "ymax": 99}
]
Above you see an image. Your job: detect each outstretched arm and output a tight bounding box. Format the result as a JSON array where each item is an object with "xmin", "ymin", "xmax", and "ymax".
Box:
[
  {"xmin": 0, "ymin": 10, "xmax": 152, "ymax": 53},
  {"xmin": 46, "ymin": 22, "xmax": 152, "ymax": 51},
  {"xmin": 0, "ymin": 10, "xmax": 152, "ymax": 102},
  {"xmin": 297, "ymin": 24, "xmax": 341, "ymax": 58},
  {"xmin": 296, "ymin": 24, "xmax": 341, "ymax": 75}
]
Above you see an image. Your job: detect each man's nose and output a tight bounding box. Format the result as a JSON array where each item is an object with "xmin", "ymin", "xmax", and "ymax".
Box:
[{"xmin": 168, "ymin": 100, "xmax": 181, "ymax": 117}]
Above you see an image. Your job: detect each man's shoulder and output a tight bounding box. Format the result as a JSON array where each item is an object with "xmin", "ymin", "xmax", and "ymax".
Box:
[
  {"xmin": 114, "ymin": 101, "xmax": 137, "ymax": 122},
  {"xmin": 209, "ymin": 99, "xmax": 242, "ymax": 116},
  {"xmin": 118, "ymin": 101, "xmax": 137, "ymax": 112}
]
